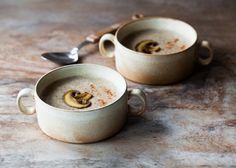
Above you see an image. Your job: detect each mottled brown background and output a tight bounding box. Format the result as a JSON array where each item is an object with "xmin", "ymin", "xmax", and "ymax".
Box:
[{"xmin": 0, "ymin": 0, "xmax": 236, "ymax": 167}]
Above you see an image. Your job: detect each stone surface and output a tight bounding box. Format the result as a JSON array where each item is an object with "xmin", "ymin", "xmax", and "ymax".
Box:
[{"xmin": 0, "ymin": 0, "xmax": 236, "ymax": 167}]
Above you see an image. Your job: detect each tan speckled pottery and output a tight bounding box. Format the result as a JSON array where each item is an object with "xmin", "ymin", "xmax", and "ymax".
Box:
[
  {"xmin": 99, "ymin": 17, "xmax": 213, "ymax": 85},
  {"xmin": 16, "ymin": 64, "xmax": 146, "ymax": 143}
]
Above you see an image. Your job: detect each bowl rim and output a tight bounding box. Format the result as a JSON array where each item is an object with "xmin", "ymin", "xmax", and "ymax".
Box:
[
  {"xmin": 115, "ymin": 16, "xmax": 198, "ymax": 57},
  {"xmin": 35, "ymin": 64, "xmax": 128, "ymax": 113}
]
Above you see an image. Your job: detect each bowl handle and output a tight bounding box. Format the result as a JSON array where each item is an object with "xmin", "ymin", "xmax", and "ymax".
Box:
[
  {"xmin": 197, "ymin": 40, "xmax": 214, "ymax": 65},
  {"xmin": 128, "ymin": 88, "xmax": 147, "ymax": 116},
  {"xmin": 16, "ymin": 88, "xmax": 36, "ymax": 115},
  {"xmin": 99, "ymin": 33, "xmax": 115, "ymax": 58}
]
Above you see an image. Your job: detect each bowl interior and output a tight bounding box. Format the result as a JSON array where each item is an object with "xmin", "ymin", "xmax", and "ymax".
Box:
[
  {"xmin": 117, "ymin": 17, "xmax": 197, "ymax": 52},
  {"xmin": 36, "ymin": 64, "xmax": 127, "ymax": 110}
]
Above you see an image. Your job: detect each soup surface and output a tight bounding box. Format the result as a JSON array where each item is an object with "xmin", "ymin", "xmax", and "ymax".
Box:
[
  {"xmin": 41, "ymin": 76, "xmax": 118, "ymax": 111},
  {"xmin": 121, "ymin": 29, "xmax": 189, "ymax": 55}
]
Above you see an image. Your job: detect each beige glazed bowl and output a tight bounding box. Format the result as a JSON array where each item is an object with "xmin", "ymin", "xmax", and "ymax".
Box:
[
  {"xmin": 16, "ymin": 64, "xmax": 146, "ymax": 143},
  {"xmin": 99, "ymin": 17, "xmax": 213, "ymax": 85}
]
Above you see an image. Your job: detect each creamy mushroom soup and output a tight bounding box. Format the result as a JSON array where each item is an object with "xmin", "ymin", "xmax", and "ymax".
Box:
[
  {"xmin": 41, "ymin": 76, "xmax": 118, "ymax": 111},
  {"xmin": 121, "ymin": 29, "xmax": 189, "ymax": 55}
]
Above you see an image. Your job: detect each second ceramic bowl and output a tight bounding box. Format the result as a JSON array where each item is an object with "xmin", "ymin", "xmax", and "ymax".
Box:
[{"xmin": 99, "ymin": 17, "xmax": 213, "ymax": 85}]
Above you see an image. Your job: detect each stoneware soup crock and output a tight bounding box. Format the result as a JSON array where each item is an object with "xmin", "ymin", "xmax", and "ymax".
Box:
[
  {"xmin": 16, "ymin": 64, "xmax": 146, "ymax": 143},
  {"xmin": 99, "ymin": 17, "xmax": 213, "ymax": 85}
]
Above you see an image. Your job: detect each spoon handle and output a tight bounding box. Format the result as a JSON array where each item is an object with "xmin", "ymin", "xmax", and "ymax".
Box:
[{"xmin": 85, "ymin": 14, "xmax": 144, "ymax": 43}]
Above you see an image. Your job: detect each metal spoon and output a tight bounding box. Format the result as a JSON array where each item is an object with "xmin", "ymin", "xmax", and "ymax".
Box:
[{"xmin": 41, "ymin": 14, "xmax": 144, "ymax": 65}]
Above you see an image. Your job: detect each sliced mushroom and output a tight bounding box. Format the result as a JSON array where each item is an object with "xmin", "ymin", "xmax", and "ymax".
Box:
[
  {"xmin": 74, "ymin": 92, "xmax": 92, "ymax": 100},
  {"xmin": 81, "ymin": 92, "xmax": 93, "ymax": 100},
  {"xmin": 135, "ymin": 40, "xmax": 161, "ymax": 54},
  {"xmin": 75, "ymin": 92, "xmax": 93, "ymax": 105},
  {"xmin": 63, "ymin": 90, "xmax": 93, "ymax": 109}
]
